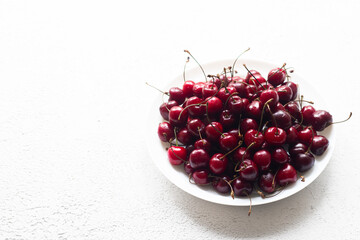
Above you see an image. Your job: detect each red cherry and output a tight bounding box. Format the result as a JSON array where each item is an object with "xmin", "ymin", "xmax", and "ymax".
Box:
[
  {"xmin": 260, "ymin": 89, "xmax": 279, "ymax": 109},
  {"xmin": 271, "ymin": 110, "xmax": 292, "ymax": 130},
  {"xmin": 293, "ymin": 152, "xmax": 315, "ymax": 172},
  {"xmin": 271, "ymin": 147, "xmax": 289, "ymax": 164},
  {"xmin": 249, "ymin": 74, "xmax": 267, "ymax": 87},
  {"xmin": 192, "ymin": 82, "xmax": 206, "ymax": 98},
  {"xmin": 192, "ymin": 169, "xmax": 210, "ymax": 184},
  {"xmin": 259, "ymin": 172, "xmax": 275, "ymax": 193},
  {"xmin": 285, "ymin": 82, "xmax": 298, "ymax": 101},
  {"xmin": 244, "ymin": 129, "xmax": 264, "ymax": 150},
  {"xmin": 233, "ymin": 147, "xmax": 252, "ymax": 163},
  {"xmin": 226, "ymin": 95, "xmax": 244, "ymax": 115},
  {"xmin": 240, "ymin": 118, "xmax": 259, "ymax": 135},
  {"xmin": 177, "ymin": 127, "xmax": 194, "ymax": 145},
  {"xmin": 187, "ymin": 119, "xmax": 205, "ymax": 138},
  {"xmin": 253, "ymin": 150, "xmax": 271, "ymax": 171},
  {"xmin": 238, "ymin": 159, "xmax": 259, "ymax": 182},
  {"xmin": 184, "ymin": 162, "xmax": 194, "ymax": 175},
  {"xmin": 310, "ymin": 135, "xmax": 329, "ymax": 156},
  {"xmin": 232, "ymin": 178, "xmax": 253, "ymax": 196},
  {"xmin": 264, "ymin": 127, "xmax": 287, "ymax": 146},
  {"xmin": 217, "ymin": 86, "xmax": 237, "ymax": 103},
  {"xmin": 245, "ymin": 70, "xmax": 260, "ymax": 82},
  {"xmin": 219, "ymin": 109, "xmax": 237, "ymax": 130},
  {"xmin": 212, "ymin": 176, "xmax": 231, "ymax": 194},
  {"xmin": 182, "ymin": 80, "xmax": 195, "ymax": 98},
  {"xmin": 167, "ymin": 146, "xmax": 186, "ymax": 165},
  {"xmin": 169, "ymin": 106, "xmax": 188, "ymax": 127},
  {"xmin": 311, "ymin": 110, "xmax": 333, "ymax": 131},
  {"xmin": 159, "ymin": 100, "xmax": 178, "ymax": 120},
  {"xmin": 268, "ymin": 68, "xmax": 286, "ymax": 87},
  {"xmin": 276, "ymin": 85, "xmax": 293, "ymax": 104},
  {"xmin": 189, "ymin": 149, "xmax": 210, "ymax": 169},
  {"xmin": 276, "ymin": 163, "xmax": 297, "ymax": 186},
  {"xmin": 157, "ymin": 122, "xmax": 174, "ymax": 142},
  {"xmin": 301, "ymin": 105, "xmax": 316, "ymax": 125},
  {"xmin": 244, "ymin": 84, "xmax": 258, "ymax": 100},
  {"xmin": 205, "ymin": 96, "xmax": 223, "ymax": 116},
  {"xmin": 228, "ymin": 81, "xmax": 247, "ymax": 98},
  {"xmin": 169, "ymin": 87, "xmax": 185, "ymax": 105},
  {"xmin": 202, "ymin": 82, "xmax": 218, "ymax": 99},
  {"xmin": 205, "ymin": 122, "xmax": 223, "ymax": 142},
  {"xmin": 194, "ymin": 139, "xmax": 212, "ymax": 153},
  {"xmin": 209, "ymin": 153, "xmax": 228, "ymax": 175},
  {"xmin": 286, "ymin": 126, "xmax": 299, "ymax": 145},
  {"xmin": 186, "ymin": 96, "xmax": 206, "ymax": 117},
  {"xmin": 219, "ymin": 133, "xmax": 238, "ymax": 152},
  {"xmin": 284, "ymin": 101, "xmax": 301, "ymax": 122},
  {"xmin": 298, "ymin": 127, "xmax": 316, "ymax": 145},
  {"xmin": 245, "ymin": 100, "xmax": 263, "ymax": 120},
  {"xmin": 289, "ymin": 142, "xmax": 308, "ymax": 157}
]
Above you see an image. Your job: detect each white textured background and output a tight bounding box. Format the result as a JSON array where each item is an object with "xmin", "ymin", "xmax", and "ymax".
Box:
[{"xmin": 0, "ymin": 1, "xmax": 359, "ymax": 239}]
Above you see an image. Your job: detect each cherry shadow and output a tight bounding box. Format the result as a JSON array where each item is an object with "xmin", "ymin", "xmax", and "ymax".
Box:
[{"xmin": 169, "ymin": 167, "xmax": 329, "ymax": 238}]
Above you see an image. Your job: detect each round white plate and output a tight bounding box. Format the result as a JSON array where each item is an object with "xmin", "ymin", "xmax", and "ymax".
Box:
[{"xmin": 147, "ymin": 58, "xmax": 335, "ymax": 206}]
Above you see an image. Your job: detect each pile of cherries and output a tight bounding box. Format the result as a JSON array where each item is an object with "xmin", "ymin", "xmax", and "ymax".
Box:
[{"xmin": 156, "ymin": 59, "xmax": 347, "ymax": 201}]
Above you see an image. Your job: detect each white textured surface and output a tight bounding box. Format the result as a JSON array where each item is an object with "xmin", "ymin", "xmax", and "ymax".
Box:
[{"xmin": 0, "ymin": 1, "xmax": 359, "ymax": 239}]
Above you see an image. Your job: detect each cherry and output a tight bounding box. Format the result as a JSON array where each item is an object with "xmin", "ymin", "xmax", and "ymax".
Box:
[
  {"xmin": 298, "ymin": 127, "xmax": 316, "ymax": 145},
  {"xmin": 212, "ymin": 176, "xmax": 231, "ymax": 194},
  {"xmin": 289, "ymin": 142, "xmax": 308, "ymax": 157},
  {"xmin": 253, "ymin": 149, "xmax": 271, "ymax": 171},
  {"xmin": 157, "ymin": 122, "xmax": 174, "ymax": 142},
  {"xmin": 244, "ymin": 129, "xmax": 265, "ymax": 150},
  {"xmin": 245, "ymin": 70, "xmax": 260, "ymax": 82},
  {"xmin": 226, "ymin": 95, "xmax": 244, "ymax": 115},
  {"xmin": 259, "ymin": 172, "xmax": 275, "ymax": 193},
  {"xmin": 245, "ymin": 84, "xmax": 258, "ymax": 100},
  {"xmin": 192, "ymin": 82, "xmax": 206, "ymax": 98},
  {"xmin": 202, "ymin": 82, "xmax": 218, "ymax": 99},
  {"xmin": 284, "ymin": 101, "xmax": 301, "ymax": 122},
  {"xmin": 182, "ymin": 80, "xmax": 195, "ymax": 98},
  {"xmin": 285, "ymin": 82, "xmax": 298, "ymax": 101},
  {"xmin": 245, "ymin": 100, "xmax": 263, "ymax": 120},
  {"xmin": 274, "ymin": 102, "xmax": 286, "ymax": 112},
  {"xmin": 169, "ymin": 87, "xmax": 186, "ymax": 105},
  {"xmin": 205, "ymin": 122, "xmax": 223, "ymax": 142},
  {"xmin": 219, "ymin": 133, "xmax": 238, "ymax": 152},
  {"xmin": 186, "ymin": 96, "xmax": 206, "ymax": 117},
  {"xmin": 210, "ymin": 76, "xmax": 222, "ymax": 89},
  {"xmin": 276, "ymin": 85, "xmax": 293, "ymax": 104},
  {"xmin": 310, "ymin": 135, "xmax": 329, "ymax": 156},
  {"xmin": 217, "ymin": 86, "xmax": 237, "ymax": 103},
  {"xmin": 219, "ymin": 110, "xmax": 237, "ymax": 130},
  {"xmin": 271, "ymin": 147, "xmax": 289, "ymax": 164},
  {"xmin": 194, "ymin": 139, "xmax": 212, "ymax": 153},
  {"xmin": 293, "ymin": 152, "xmax": 315, "ymax": 172},
  {"xmin": 238, "ymin": 159, "xmax": 259, "ymax": 182},
  {"xmin": 177, "ymin": 127, "xmax": 194, "ymax": 145},
  {"xmin": 227, "ymin": 129, "xmax": 241, "ymax": 142},
  {"xmin": 241, "ymin": 98, "xmax": 250, "ymax": 110},
  {"xmin": 228, "ymin": 81, "xmax": 247, "ymax": 98},
  {"xmin": 233, "ymin": 147, "xmax": 252, "ymax": 163},
  {"xmin": 159, "ymin": 100, "xmax": 178, "ymax": 120},
  {"xmin": 192, "ymin": 169, "xmax": 210, "ymax": 185},
  {"xmin": 240, "ymin": 118, "xmax": 259, "ymax": 135},
  {"xmin": 187, "ymin": 119, "xmax": 205, "ymax": 138},
  {"xmin": 249, "ymin": 74, "xmax": 267, "ymax": 87},
  {"xmin": 276, "ymin": 163, "xmax": 297, "ymax": 186},
  {"xmin": 286, "ymin": 126, "xmax": 299, "ymax": 145},
  {"xmin": 301, "ymin": 105, "xmax": 316, "ymax": 125},
  {"xmin": 268, "ymin": 67, "xmax": 286, "ymax": 87},
  {"xmin": 186, "ymin": 144, "xmax": 195, "ymax": 158},
  {"xmin": 189, "ymin": 149, "xmax": 210, "ymax": 169},
  {"xmin": 232, "ymin": 178, "xmax": 253, "ymax": 196},
  {"xmin": 209, "ymin": 153, "xmax": 228, "ymax": 175},
  {"xmin": 169, "ymin": 106, "xmax": 188, "ymax": 127},
  {"xmin": 311, "ymin": 110, "xmax": 333, "ymax": 131},
  {"xmin": 260, "ymin": 89, "xmax": 279, "ymax": 109},
  {"xmin": 184, "ymin": 162, "xmax": 194, "ymax": 175},
  {"xmin": 271, "ymin": 110, "xmax": 292, "ymax": 130},
  {"xmin": 264, "ymin": 127, "xmax": 287, "ymax": 146},
  {"xmin": 168, "ymin": 146, "xmax": 187, "ymax": 165},
  {"xmin": 205, "ymin": 96, "xmax": 223, "ymax": 116}
]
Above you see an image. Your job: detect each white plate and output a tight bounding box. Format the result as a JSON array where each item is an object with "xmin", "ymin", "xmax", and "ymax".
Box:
[{"xmin": 147, "ymin": 58, "xmax": 335, "ymax": 206}]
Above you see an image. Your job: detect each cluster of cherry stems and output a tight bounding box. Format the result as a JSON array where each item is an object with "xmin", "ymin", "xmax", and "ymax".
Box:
[{"xmin": 155, "ymin": 51, "xmax": 350, "ymax": 214}]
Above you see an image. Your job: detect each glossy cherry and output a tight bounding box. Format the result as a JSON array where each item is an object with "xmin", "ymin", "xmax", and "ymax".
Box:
[
  {"xmin": 212, "ymin": 176, "xmax": 231, "ymax": 194},
  {"xmin": 219, "ymin": 110, "xmax": 237, "ymax": 130},
  {"xmin": 276, "ymin": 85, "xmax": 293, "ymax": 104},
  {"xmin": 260, "ymin": 89, "xmax": 279, "ymax": 109},
  {"xmin": 186, "ymin": 96, "xmax": 206, "ymax": 117},
  {"xmin": 169, "ymin": 87, "xmax": 185, "ymax": 105},
  {"xmin": 311, "ymin": 110, "xmax": 333, "ymax": 131},
  {"xmin": 189, "ymin": 149, "xmax": 210, "ymax": 169},
  {"xmin": 205, "ymin": 122, "xmax": 223, "ymax": 142},
  {"xmin": 202, "ymin": 82, "xmax": 218, "ymax": 99},
  {"xmin": 232, "ymin": 178, "xmax": 253, "ymax": 196},
  {"xmin": 298, "ymin": 127, "xmax": 315, "ymax": 145},
  {"xmin": 194, "ymin": 139, "xmax": 212, "ymax": 153},
  {"xmin": 158, "ymin": 122, "xmax": 174, "ymax": 142},
  {"xmin": 259, "ymin": 172, "xmax": 275, "ymax": 193},
  {"xmin": 238, "ymin": 159, "xmax": 259, "ymax": 182},
  {"xmin": 184, "ymin": 162, "xmax": 194, "ymax": 175},
  {"xmin": 240, "ymin": 118, "xmax": 259, "ymax": 135},
  {"xmin": 209, "ymin": 153, "xmax": 228, "ymax": 175},
  {"xmin": 286, "ymin": 126, "xmax": 299, "ymax": 145},
  {"xmin": 253, "ymin": 149, "xmax": 271, "ymax": 171},
  {"xmin": 177, "ymin": 127, "xmax": 194, "ymax": 145},
  {"xmin": 187, "ymin": 119, "xmax": 205, "ymax": 138},
  {"xmin": 271, "ymin": 110, "xmax": 292, "ymax": 130},
  {"xmin": 293, "ymin": 152, "xmax": 315, "ymax": 172},
  {"xmin": 285, "ymin": 82, "xmax": 298, "ymax": 101},
  {"xmin": 268, "ymin": 67, "xmax": 286, "ymax": 87},
  {"xmin": 264, "ymin": 127, "xmax": 287, "ymax": 146},
  {"xmin": 217, "ymin": 86, "xmax": 237, "ymax": 103},
  {"xmin": 310, "ymin": 135, "xmax": 329, "ymax": 156},
  {"xmin": 271, "ymin": 147, "xmax": 289, "ymax": 164},
  {"xmin": 244, "ymin": 129, "xmax": 265, "ymax": 150},
  {"xmin": 245, "ymin": 100, "xmax": 263, "ymax": 120},
  {"xmin": 276, "ymin": 163, "xmax": 297, "ymax": 186},
  {"xmin": 284, "ymin": 101, "xmax": 301, "ymax": 122},
  {"xmin": 159, "ymin": 100, "xmax": 178, "ymax": 120},
  {"xmin": 192, "ymin": 82, "xmax": 206, "ymax": 98},
  {"xmin": 289, "ymin": 142, "xmax": 308, "ymax": 157},
  {"xmin": 233, "ymin": 147, "xmax": 252, "ymax": 163},
  {"xmin": 301, "ymin": 105, "xmax": 316, "ymax": 125},
  {"xmin": 226, "ymin": 95, "xmax": 244, "ymax": 115},
  {"xmin": 169, "ymin": 106, "xmax": 188, "ymax": 127},
  {"xmin": 168, "ymin": 146, "xmax": 187, "ymax": 165},
  {"xmin": 192, "ymin": 169, "xmax": 210, "ymax": 185},
  {"xmin": 219, "ymin": 133, "xmax": 238, "ymax": 152},
  {"xmin": 182, "ymin": 80, "xmax": 195, "ymax": 98},
  {"xmin": 205, "ymin": 96, "xmax": 223, "ymax": 116}
]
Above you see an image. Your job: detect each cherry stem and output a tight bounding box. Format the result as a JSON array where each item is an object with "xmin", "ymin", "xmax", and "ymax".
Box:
[
  {"xmin": 231, "ymin": 48, "xmax": 251, "ymax": 79},
  {"xmin": 170, "ymin": 147, "xmax": 186, "ymax": 163},
  {"xmin": 268, "ymin": 63, "xmax": 287, "ymax": 81},
  {"xmin": 244, "ymin": 192, "xmax": 252, "ymax": 216},
  {"xmin": 184, "ymin": 50, "xmax": 207, "ymax": 83},
  {"xmin": 145, "ymin": 82, "xmax": 168, "ymax": 95},
  {"xmin": 300, "ymin": 95, "xmax": 304, "ymax": 109},
  {"xmin": 243, "ymin": 64, "xmax": 266, "ymax": 90},
  {"xmin": 221, "ymin": 178, "xmax": 235, "ymax": 199},
  {"xmin": 257, "ymin": 98, "xmax": 274, "ymax": 133},
  {"xmin": 331, "ymin": 112, "xmax": 352, "ymax": 125},
  {"xmin": 183, "ymin": 56, "xmax": 190, "ymax": 82},
  {"xmin": 198, "ymin": 127, "xmax": 203, "ymax": 140}
]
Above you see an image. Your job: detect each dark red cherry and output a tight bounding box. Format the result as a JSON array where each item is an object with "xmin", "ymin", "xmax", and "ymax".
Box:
[
  {"xmin": 249, "ymin": 74, "xmax": 267, "ymax": 87},
  {"xmin": 205, "ymin": 122, "xmax": 223, "ymax": 142},
  {"xmin": 217, "ymin": 86, "xmax": 237, "ymax": 103},
  {"xmin": 219, "ymin": 133, "xmax": 238, "ymax": 152},
  {"xmin": 244, "ymin": 129, "xmax": 264, "ymax": 150},
  {"xmin": 241, "ymin": 98, "xmax": 250, "ymax": 110},
  {"xmin": 286, "ymin": 126, "xmax": 299, "ymax": 145},
  {"xmin": 311, "ymin": 110, "xmax": 333, "ymax": 131},
  {"xmin": 245, "ymin": 70, "xmax": 260, "ymax": 82},
  {"xmin": 159, "ymin": 100, "xmax": 178, "ymax": 121},
  {"xmin": 192, "ymin": 82, "xmax": 206, "ymax": 98},
  {"xmin": 205, "ymin": 96, "xmax": 223, "ymax": 116},
  {"xmin": 182, "ymin": 80, "xmax": 195, "ymax": 98},
  {"xmin": 187, "ymin": 119, "xmax": 205, "ymax": 138},
  {"xmin": 245, "ymin": 84, "xmax": 258, "ymax": 100},
  {"xmin": 209, "ymin": 153, "xmax": 228, "ymax": 175},
  {"xmin": 260, "ymin": 89, "xmax": 279, "ymax": 109},
  {"xmin": 232, "ymin": 178, "xmax": 253, "ymax": 196},
  {"xmin": 210, "ymin": 77, "xmax": 222, "ymax": 89},
  {"xmin": 177, "ymin": 127, "xmax": 194, "ymax": 145},
  {"xmin": 157, "ymin": 122, "xmax": 174, "ymax": 142},
  {"xmin": 268, "ymin": 68, "xmax": 286, "ymax": 87},
  {"xmin": 189, "ymin": 149, "xmax": 210, "ymax": 169},
  {"xmin": 272, "ymin": 110, "xmax": 292, "ymax": 130},
  {"xmin": 192, "ymin": 169, "xmax": 210, "ymax": 185},
  {"xmin": 186, "ymin": 144, "xmax": 195, "ymax": 157},
  {"xmin": 228, "ymin": 81, "xmax": 247, "ymax": 98},
  {"xmin": 169, "ymin": 87, "xmax": 185, "ymax": 105},
  {"xmin": 276, "ymin": 163, "xmax": 297, "ymax": 186},
  {"xmin": 167, "ymin": 146, "xmax": 186, "ymax": 165},
  {"xmin": 253, "ymin": 150, "xmax": 271, "ymax": 171},
  {"xmin": 186, "ymin": 96, "xmax": 206, "ymax": 117},
  {"xmin": 259, "ymin": 172, "xmax": 275, "ymax": 193},
  {"xmin": 284, "ymin": 101, "xmax": 301, "ymax": 122},
  {"xmin": 285, "ymin": 82, "xmax": 298, "ymax": 101},
  {"xmin": 245, "ymin": 100, "xmax": 263, "ymax": 120},
  {"xmin": 202, "ymin": 82, "xmax": 218, "ymax": 99},
  {"xmin": 169, "ymin": 106, "xmax": 188, "ymax": 127},
  {"xmin": 264, "ymin": 127, "xmax": 287, "ymax": 146},
  {"xmin": 274, "ymin": 102, "xmax": 286, "ymax": 112},
  {"xmin": 238, "ymin": 159, "xmax": 259, "ymax": 182},
  {"xmin": 293, "ymin": 152, "xmax": 315, "ymax": 172},
  {"xmin": 289, "ymin": 142, "xmax": 308, "ymax": 157},
  {"xmin": 226, "ymin": 95, "xmax": 244, "ymax": 115},
  {"xmin": 184, "ymin": 162, "xmax": 194, "ymax": 175},
  {"xmin": 233, "ymin": 147, "xmax": 252, "ymax": 163},
  {"xmin": 240, "ymin": 118, "xmax": 259, "ymax": 135},
  {"xmin": 212, "ymin": 176, "xmax": 231, "ymax": 194},
  {"xmin": 271, "ymin": 147, "xmax": 289, "ymax": 164},
  {"xmin": 276, "ymin": 85, "xmax": 293, "ymax": 104},
  {"xmin": 298, "ymin": 127, "xmax": 316, "ymax": 145},
  {"xmin": 301, "ymin": 105, "xmax": 316, "ymax": 125},
  {"xmin": 310, "ymin": 135, "xmax": 329, "ymax": 156},
  {"xmin": 219, "ymin": 110, "xmax": 237, "ymax": 130},
  {"xmin": 194, "ymin": 139, "xmax": 212, "ymax": 153}
]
